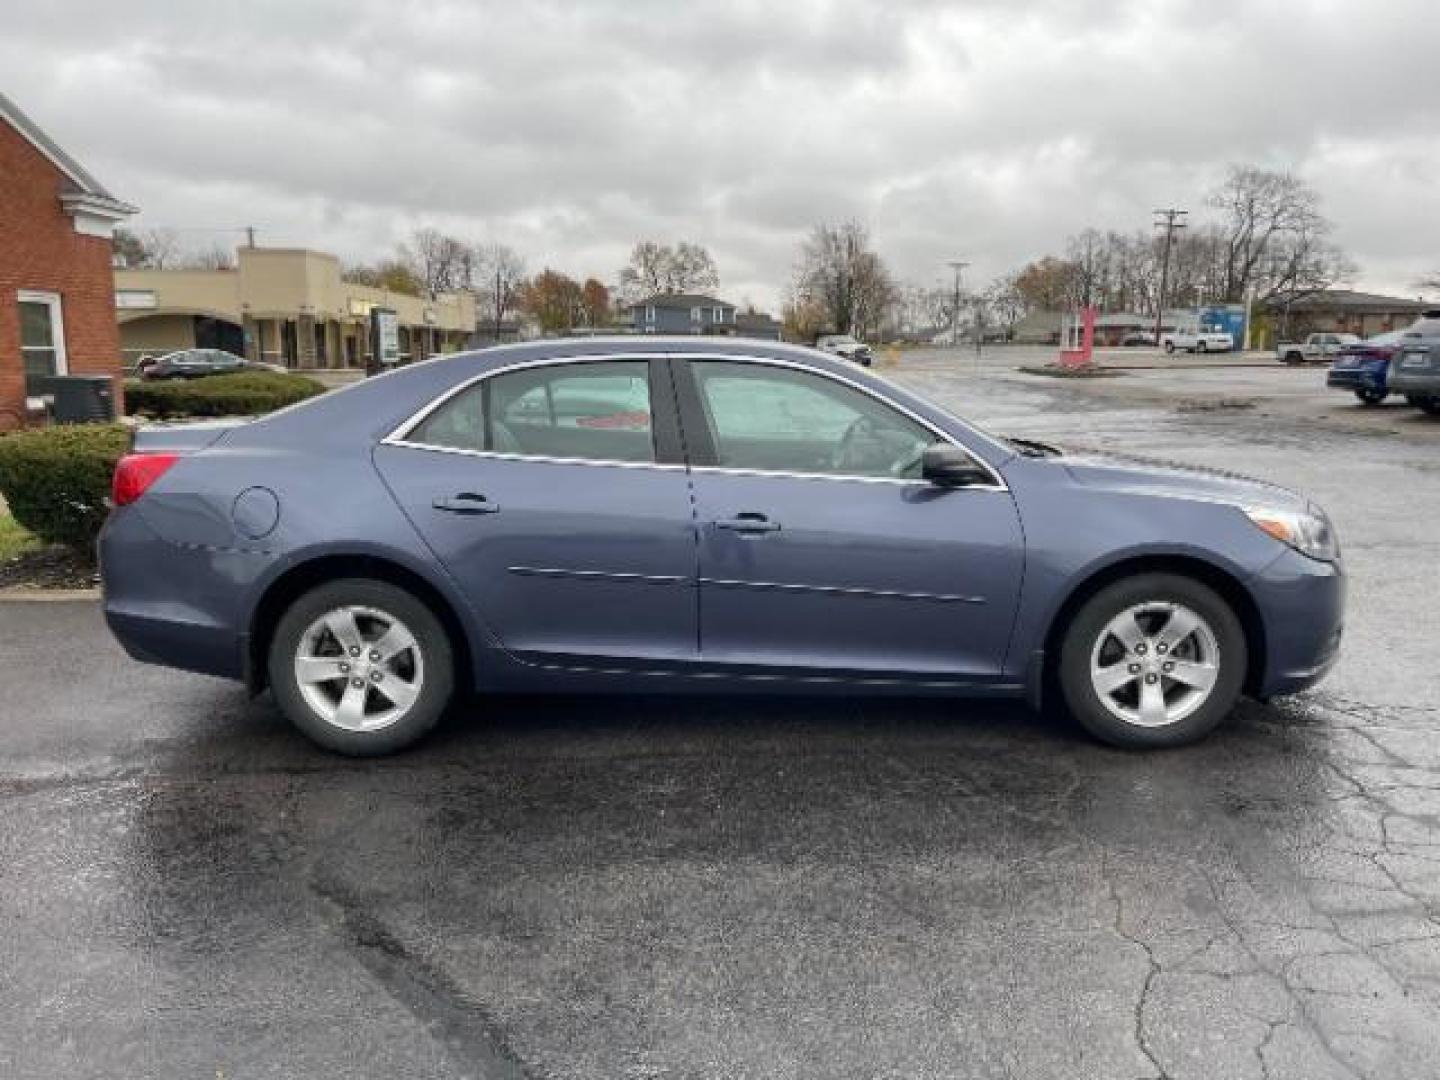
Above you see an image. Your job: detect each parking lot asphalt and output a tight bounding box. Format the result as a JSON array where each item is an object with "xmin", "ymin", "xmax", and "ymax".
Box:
[{"xmin": 3, "ymin": 358, "xmax": 1438, "ymax": 1080}]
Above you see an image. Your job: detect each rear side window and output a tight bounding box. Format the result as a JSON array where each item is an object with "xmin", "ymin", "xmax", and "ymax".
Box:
[{"xmin": 408, "ymin": 360, "xmax": 656, "ymax": 463}]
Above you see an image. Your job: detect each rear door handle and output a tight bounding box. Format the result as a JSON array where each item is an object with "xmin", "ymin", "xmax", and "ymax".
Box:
[
  {"xmin": 714, "ymin": 512, "xmax": 780, "ymax": 534},
  {"xmin": 433, "ymin": 493, "xmax": 500, "ymax": 514}
]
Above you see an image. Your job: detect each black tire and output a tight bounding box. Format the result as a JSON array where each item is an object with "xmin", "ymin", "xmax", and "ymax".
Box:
[
  {"xmin": 1415, "ymin": 397, "xmax": 1440, "ymax": 416},
  {"xmin": 1282, "ymin": 352, "xmax": 1303, "ymax": 365},
  {"xmin": 1196, "ymin": 340, "xmax": 1208, "ymax": 354},
  {"xmin": 268, "ymin": 577, "xmax": 455, "ymax": 755},
  {"xmin": 1057, "ymin": 573, "xmax": 1247, "ymax": 749},
  {"xmin": 1354, "ymin": 388, "xmax": 1388, "ymax": 406}
]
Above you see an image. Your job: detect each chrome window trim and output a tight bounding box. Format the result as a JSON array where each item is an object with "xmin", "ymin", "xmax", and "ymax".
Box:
[
  {"xmin": 381, "ymin": 355, "xmax": 669, "ymax": 471},
  {"xmin": 382, "ymin": 438, "xmax": 690, "ymax": 472},
  {"xmin": 380, "ymin": 351, "xmax": 1009, "ymax": 491},
  {"xmin": 679, "ymin": 352, "xmax": 1009, "ymax": 492}
]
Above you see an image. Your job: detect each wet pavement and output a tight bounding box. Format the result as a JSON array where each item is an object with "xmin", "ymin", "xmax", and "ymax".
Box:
[{"xmin": 3, "ymin": 359, "xmax": 1438, "ymax": 1079}]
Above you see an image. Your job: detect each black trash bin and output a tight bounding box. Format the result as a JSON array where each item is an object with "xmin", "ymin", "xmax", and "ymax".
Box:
[{"xmin": 46, "ymin": 375, "xmax": 116, "ymax": 424}]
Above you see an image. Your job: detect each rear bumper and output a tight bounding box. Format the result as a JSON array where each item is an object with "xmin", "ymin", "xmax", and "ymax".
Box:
[
  {"xmin": 1326, "ymin": 366, "xmax": 1386, "ymax": 392},
  {"xmin": 99, "ymin": 505, "xmax": 272, "ymax": 682},
  {"xmin": 1249, "ymin": 547, "xmax": 1345, "ymax": 698}
]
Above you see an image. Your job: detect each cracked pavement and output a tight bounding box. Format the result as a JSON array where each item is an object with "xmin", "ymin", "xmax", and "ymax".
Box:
[{"xmin": 2, "ymin": 352, "xmax": 1437, "ymax": 1079}]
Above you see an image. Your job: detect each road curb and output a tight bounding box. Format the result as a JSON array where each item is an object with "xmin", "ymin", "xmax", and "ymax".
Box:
[{"xmin": 0, "ymin": 587, "xmax": 100, "ymax": 602}]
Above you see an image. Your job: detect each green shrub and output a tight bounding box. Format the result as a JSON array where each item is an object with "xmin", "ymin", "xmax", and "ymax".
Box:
[
  {"xmin": 124, "ymin": 371, "xmax": 325, "ymax": 418},
  {"xmin": 0, "ymin": 423, "xmax": 130, "ymax": 552}
]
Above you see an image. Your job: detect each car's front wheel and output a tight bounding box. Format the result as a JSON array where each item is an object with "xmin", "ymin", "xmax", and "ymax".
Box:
[
  {"xmin": 1413, "ymin": 396, "xmax": 1440, "ymax": 416},
  {"xmin": 1058, "ymin": 573, "xmax": 1246, "ymax": 749},
  {"xmin": 1355, "ymin": 388, "xmax": 1388, "ymax": 406},
  {"xmin": 268, "ymin": 578, "xmax": 455, "ymax": 755}
]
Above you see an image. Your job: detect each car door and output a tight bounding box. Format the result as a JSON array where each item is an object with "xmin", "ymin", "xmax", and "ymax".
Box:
[
  {"xmin": 674, "ymin": 356, "xmax": 1025, "ymax": 681},
  {"xmin": 373, "ymin": 356, "xmax": 699, "ymax": 666}
]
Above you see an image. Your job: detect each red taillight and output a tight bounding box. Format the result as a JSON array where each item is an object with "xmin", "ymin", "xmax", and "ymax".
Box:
[{"xmin": 111, "ymin": 453, "xmax": 179, "ymax": 507}]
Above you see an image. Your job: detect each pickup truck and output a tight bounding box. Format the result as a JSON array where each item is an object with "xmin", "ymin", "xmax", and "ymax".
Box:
[
  {"xmin": 1276, "ymin": 332, "xmax": 1359, "ymax": 365},
  {"xmin": 1160, "ymin": 327, "xmax": 1234, "ymax": 353}
]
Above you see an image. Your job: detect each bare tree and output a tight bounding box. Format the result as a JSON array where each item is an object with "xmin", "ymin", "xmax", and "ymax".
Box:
[
  {"xmin": 177, "ymin": 244, "xmax": 236, "ymax": 271},
  {"xmin": 122, "ymin": 227, "xmax": 182, "ymax": 269},
  {"xmin": 619, "ymin": 240, "xmax": 719, "ymax": 300},
  {"xmin": 471, "ymin": 243, "xmax": 528, "ymax": 339},
  {"xmin": 985, "ymin": 273, "xmax": 1026, "ymax": 335},
  {"xmin": 403, "ymin": 227, "xmax": 471, "ymax": 296},
  {"xmin": 791, "ymin": 221, "xmax": 897, "ymax": 340},
  {"xmin": 1208, "ymin": 166, "xmax": 1345, "ymax": 303}
]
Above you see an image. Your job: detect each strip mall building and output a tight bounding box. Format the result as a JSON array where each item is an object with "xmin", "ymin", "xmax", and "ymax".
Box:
[{"xmin": 116, "ymin": 247, "xmax": 476, "ymax": 370}]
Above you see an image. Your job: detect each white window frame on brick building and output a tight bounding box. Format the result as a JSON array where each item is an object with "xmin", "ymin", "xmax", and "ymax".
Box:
[{"xmin": 17, "ymin": 290, "xmax": 68, "ymax": 400}]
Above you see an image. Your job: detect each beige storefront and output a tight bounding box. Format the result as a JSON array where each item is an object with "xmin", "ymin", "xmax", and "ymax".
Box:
[{"xmin": 116, "ymin": 247, "xmax": 475, "ymax": 371}]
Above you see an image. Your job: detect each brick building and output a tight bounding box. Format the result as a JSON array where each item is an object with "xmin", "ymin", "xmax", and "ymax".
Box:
[{"xmin": 0, "ymin": 91, "xmax": 135, "ymax": 428}]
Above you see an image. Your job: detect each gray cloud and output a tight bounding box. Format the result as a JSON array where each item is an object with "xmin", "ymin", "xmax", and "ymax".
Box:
[{"xmin": 6, "ymin": 0, "xmax": 1437, "ymax": 309}]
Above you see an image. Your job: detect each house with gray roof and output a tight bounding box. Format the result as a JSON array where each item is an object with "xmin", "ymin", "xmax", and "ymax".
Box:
[{"xmin": 629, "ymin": 293, "xmax": 736, "ymax": 335}]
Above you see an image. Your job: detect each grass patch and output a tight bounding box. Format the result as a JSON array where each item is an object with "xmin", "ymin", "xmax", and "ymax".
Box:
[{"xmin": 0, "ymin": 509, "xmax": 41, "ymax": 561}]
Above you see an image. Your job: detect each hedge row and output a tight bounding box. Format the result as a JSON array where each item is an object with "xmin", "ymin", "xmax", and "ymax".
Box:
[
  {"xmin": 0, "ymin": 423, "xmax": 130, "ymax": 551},
  {"xmin": 125, "ymin": 370, "xmax": 325, "ymax": 418}
]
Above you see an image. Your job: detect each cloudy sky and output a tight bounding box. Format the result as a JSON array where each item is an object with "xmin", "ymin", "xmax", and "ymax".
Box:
[{"xmin": 6, "ymin": 0, "xmax": 1437, "ymax": 310}]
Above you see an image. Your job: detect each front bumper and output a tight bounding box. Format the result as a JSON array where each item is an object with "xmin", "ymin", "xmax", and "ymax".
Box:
[{"xmin": 1248, "ymin": 546, "xmax": 1345, "ymax": 698}]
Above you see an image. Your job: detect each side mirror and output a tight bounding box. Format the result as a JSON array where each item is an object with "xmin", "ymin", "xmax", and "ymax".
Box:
[{"xmin": 922, "ymin": 443, "xmax": 993, "ymax": 488}]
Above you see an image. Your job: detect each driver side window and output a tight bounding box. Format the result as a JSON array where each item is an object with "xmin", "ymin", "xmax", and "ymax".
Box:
[{"xmin": 690, "ymin": 361, "xmax": 933, "ymax": 479}]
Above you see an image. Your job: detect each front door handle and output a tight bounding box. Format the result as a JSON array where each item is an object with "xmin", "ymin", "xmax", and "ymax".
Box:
[
  {"xmin": 714, "ymin": 512, "xmax": 780, "ymax": 534},
  {"xmin": 433, "ymin": 492, "xmax": 500, "ymax": 514}
]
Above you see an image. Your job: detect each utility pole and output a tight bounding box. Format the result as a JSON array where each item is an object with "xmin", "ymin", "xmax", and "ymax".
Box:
[
  {"xmin": 947, "ymin": 260, "xmax": 968, "ymax": 352},
  {"xmin": 244, "ymin": 226, "xmax": 257, "ymax": 248},
  {"xmin": 1152, "ymin": 208, "xmax": 1187, "ymax": 347},
  {"xmin": 494, "ymin": 263, "xmax": 503, "ymax": 341}
]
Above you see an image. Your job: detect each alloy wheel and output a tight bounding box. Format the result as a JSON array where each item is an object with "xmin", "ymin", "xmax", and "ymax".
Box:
[
  {"xmin": 293, "ymin": 605, "xmax": 425, "ymax": 731},
  {"xmin": 1088, "ymin": 601, "xmax": 1220, "ymax": 728}
]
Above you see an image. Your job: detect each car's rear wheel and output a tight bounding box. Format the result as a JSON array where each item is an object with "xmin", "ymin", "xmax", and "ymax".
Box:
[
  {"xmin": 1414, "ymin": 396, "xmax": 1440, "ymax": 416},
  {"xmin": 1355, "ymin": 388, "xmax": 1388, "ymax": 406},
  {"xmin": 268, "ymin": 578, "xmax": 454, "ymax": 755},
  {"xmin": 1058, "ymin": 573, "xmax": 1246, "ymax": 749},
  {"xmin": 1196, "ymin": 340, "xmax": 1208, "ymax": 353}
]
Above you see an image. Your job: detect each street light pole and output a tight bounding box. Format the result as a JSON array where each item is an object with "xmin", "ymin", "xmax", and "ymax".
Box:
[{"xmin": 1152, "ymin": 209, "xmax": 1187, "ymax": 346}]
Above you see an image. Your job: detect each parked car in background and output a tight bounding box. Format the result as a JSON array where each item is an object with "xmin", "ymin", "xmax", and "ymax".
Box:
[
  {"xmin": 814, "ymin": 334, "xmax": 874, "ymax": 366},
  {"xmin": 1386, "ymin": 311, "xmax": 1440, "ymax": 415},
  {"xmin": 1121, "ymin": 331, "xmax": 1158, "ymax": 347},
  {"xmin": 1277, "ymin": 333, "xmax": 1360, "ymax": 366},
  {"xmin": 1161, "ymin": 326, "xmax": 1234, "ymax": 354},
  {"xmin": 137, "ymin": 349, "xmax": 285, "ymax": 380},
  {"xmin": 100, "ymin": 337, "xmax": 1343, "ymax": 757},
  {"xmin": 1325, "ymin": 330, "xmax": 1405, "ymax": 405}
]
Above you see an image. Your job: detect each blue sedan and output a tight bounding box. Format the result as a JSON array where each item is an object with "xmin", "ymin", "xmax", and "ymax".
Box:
[
  {"xmin": 1325, "ymin": 330, "xmax": 1406, "ymax": 405},
  {"xmin": 100, "ymin": 338, "xmax": 1344, "ymax": 754}
]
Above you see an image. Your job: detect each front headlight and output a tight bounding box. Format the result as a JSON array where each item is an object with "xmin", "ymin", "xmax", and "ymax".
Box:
[{"xmin": 1244, "ymin": 506, "xmax": 1339, "ymax": 562}]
